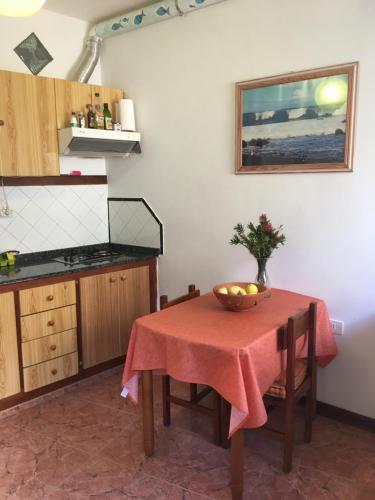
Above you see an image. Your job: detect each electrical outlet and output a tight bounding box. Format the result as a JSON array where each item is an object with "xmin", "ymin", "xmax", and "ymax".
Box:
[
  {"xmin": 0, "ymin": 205, "xmax": 12, "ymax": 217},
  {"xmin": 330, "ymin": 319, "xmax": 344, "ymax": 335}
]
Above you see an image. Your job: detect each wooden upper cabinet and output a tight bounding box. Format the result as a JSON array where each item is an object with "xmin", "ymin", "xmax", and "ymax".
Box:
[
  {"xmin": 0, "ymin": 70, "xmax": 59, "ymax": 176},
  {"xmin": 0, "ymin": 292, "xmax": 21, "ymax": 399},
  {"xmin": 55, "ymin": 79, "xmax": 124, "ymax": 128},
  {"xmin": 0, "ymin": 69, "xmax": 124, "ymax": 177},
  {"xmin": 54, "ymin": 79, "xmax": 92, "ymax": 129}
]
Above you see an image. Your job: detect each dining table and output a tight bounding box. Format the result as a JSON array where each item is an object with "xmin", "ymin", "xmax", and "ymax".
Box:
[{"xmin": 121, "ymin": 288, "xmax": 337, "ymax": 499}]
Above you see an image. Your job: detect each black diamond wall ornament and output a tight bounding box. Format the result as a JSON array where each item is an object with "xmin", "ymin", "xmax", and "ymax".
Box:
[{"xmin": 14, "ymin": 32, "xmax": 53, "ymax": 75}]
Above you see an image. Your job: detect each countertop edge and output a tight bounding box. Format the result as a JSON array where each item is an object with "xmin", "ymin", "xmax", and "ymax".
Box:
[{"xmin": 0, "ymin": 256, "xmax": 158, "ymax": 292}]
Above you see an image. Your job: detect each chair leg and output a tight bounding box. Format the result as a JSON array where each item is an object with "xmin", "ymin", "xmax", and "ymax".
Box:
[
  {"xmin": 311, "ymin": 359, "xmax": 317, "ymax": 419},
  {"xmin": 213, "ymin": 391, "xmax": 222, "ymax": 446},
  {"xmin": 283, "ymin": 400, "xmax": 294, "ymax": 473},
  {"xmin": 304, "ymin": 388, "xmax": 313, "ymax": 443},
  {"xmin": 305, "ymin": 360, "xmax": 317, "ymax": 442},
  {"xmin": 190, "ymin": 383, "xmax": 198, "ymax": 402},
  {"xmin": 162, "ymin": 375, "xmax": 171, "ymax": 426}
]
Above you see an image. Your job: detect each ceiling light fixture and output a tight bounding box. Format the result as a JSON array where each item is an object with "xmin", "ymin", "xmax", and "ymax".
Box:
[{"xmin": 0, "ymin": 0, "xmax": 45, "ymax": 17}]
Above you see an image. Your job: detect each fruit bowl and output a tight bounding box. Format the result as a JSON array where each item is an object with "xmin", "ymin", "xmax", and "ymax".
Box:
[{"xmin": 213, "ymin": 282, "xmax": 270, "ymax": 312}]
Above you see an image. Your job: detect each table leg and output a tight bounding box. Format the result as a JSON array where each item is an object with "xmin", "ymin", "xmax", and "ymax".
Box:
[
  {"xmin": 142, "ymin": 370, "xmax": 154, "ymax": 457},
  {"xmin": 230, "ymin": 428, "xmax": 244, "ymax": 500}
]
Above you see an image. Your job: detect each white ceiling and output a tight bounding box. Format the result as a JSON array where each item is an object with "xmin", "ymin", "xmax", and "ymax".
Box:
[{"xmin": 44, "ymin": 0, "xmax": 154, "ymax": 24}]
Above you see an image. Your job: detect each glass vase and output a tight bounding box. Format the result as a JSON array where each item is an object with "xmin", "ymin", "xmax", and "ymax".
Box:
[{"xmin": 255, "ymin": 257, "xmax": 271, "ymax": 293}]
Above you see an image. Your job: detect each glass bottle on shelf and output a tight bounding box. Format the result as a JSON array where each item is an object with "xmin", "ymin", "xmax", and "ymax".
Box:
[
  {"xmin": 94, "ymin": 104, "xmax": 104, "ymax": 129},
  {"xmin": 103, "ymin": 103, "xmax": 113, "ymax": 130},
  {"xmin": 87, "ymin": 105, "xmax": 95, "ymax": 129},
  {"xmin": 78, "ymin": 112, "xmax": 85, "ymax": 128},
  {"xmin": 69, "ymin": 112, "xmax": 78, "ymax": 128}
]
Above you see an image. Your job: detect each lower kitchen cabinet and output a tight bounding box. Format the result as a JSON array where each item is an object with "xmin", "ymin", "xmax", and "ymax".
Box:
[
  {"xmin": 21, "ymin": 329, "xmax": 78, "ymax": 367},
  {"xmin": 0, "ymin": 258, "xmax": 156, "ymax": 410},
  {"xmin": 118, "ymin": 266, "xmax": 150, "ymax": 353},
  {"xmin": 0, "ymin": 292, "xmax": 21, "ymax": 398},
  {"xmin": 23, "ymin": 352, "xmax": 78, "ymax": 392},
  {"xmin": 80, "ymin": 265, "xmax": 150, "ymax": 368}
]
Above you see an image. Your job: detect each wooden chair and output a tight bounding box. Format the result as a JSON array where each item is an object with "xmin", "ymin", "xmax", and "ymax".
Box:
[
  {"xmin": 262, "ymin": 301, "xmax": 318, "ymax": 472},
  {"xmin": 161, "ymin": 284, "xmax": 222, "ymax": 446}
]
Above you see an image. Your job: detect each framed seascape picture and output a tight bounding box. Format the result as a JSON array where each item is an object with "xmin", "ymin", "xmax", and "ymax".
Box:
[{"xmin": 235, "ymin": 62, "xmax": 358, "ymax": 174}]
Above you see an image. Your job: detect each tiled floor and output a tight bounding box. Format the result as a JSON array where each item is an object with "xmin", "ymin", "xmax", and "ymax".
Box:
[{"xmin": 0, "ymin": 367, "xmax": 374, "ymax": 499}]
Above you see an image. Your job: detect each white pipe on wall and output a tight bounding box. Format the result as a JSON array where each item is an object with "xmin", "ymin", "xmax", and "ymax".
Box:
[{"xmin": 73, "ymin": 0, "xmax": 227, "ymax": 82}]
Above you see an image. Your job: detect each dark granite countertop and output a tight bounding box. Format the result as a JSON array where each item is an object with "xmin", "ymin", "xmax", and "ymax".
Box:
[{"xmin": 0, "ymin": 243, "xmax": 159, "ymax": 286}]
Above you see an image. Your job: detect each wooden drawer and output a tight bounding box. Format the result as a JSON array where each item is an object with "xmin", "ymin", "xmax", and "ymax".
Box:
[
  {"xmin": 22, "ymin": 329, "xmax": 77, "ymax": 368},
  {"xmin": 23, "ymin": 352, "xmax": 78, "ymax": 392},
  {"xmin": 21, "ymin": 305, "xmax": 77, "ymax": 342},
  {"xmin": 19, "ymin": 281, "xmax": 76, "ymax": 316}
]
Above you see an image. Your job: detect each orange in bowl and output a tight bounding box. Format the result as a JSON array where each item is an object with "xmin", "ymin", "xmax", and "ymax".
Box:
[{"xmin": 213, "ymin": 282, "xmax": 270, "ymax": 312}]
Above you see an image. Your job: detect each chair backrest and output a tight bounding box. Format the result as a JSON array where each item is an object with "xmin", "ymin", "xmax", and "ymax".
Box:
[
  {"xmin": 160, "ymin": 284, "xmax": 200, "ymax": 310},
  {"xmin": 278, "ymin": 302, "xmax": 317, "ymax": 397}
]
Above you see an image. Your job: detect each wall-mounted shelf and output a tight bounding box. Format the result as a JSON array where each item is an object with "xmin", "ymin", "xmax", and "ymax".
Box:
[{"xmin": 0, "ymin": 176, "xmax": 107, "ymax": 186}]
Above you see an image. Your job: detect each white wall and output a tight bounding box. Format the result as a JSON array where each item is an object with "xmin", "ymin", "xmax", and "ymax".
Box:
[
  {"xmin": 0, "ymin": 9, "xmax": 109, "ymax": 252},
  {"xmin": 0, "ymin": 8, "xmax": 100, "ymax": 81},
  {"xmin": 101, "ymin": 0, "xmax": 375, "ymax": 418}
]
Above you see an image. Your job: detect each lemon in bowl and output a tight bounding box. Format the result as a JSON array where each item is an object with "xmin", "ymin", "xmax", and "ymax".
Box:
[{"xmin": 213, "ymin": 282, "xmax": 270, "ymax": 311}]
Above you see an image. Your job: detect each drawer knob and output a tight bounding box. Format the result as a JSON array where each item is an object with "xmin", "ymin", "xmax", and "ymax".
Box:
[
  {"xmin": 110, "ymin": 277, "xmax": 117, "ymax": 283},
  {"xmin": 120, "ymin": 275, "xmax": 127, "ymax": 281},
  {"xmin": 0, "ymin": 120, "xmax": 4, "ymax": 126},
  {"xmin": 50, "ymin": 344, "xmax": 57, "ymax": 351},
  {"xmin": 51, "ymin": 368, "xmax": 58, "ymax": 375},
  {"xmin": 47, "ymin": 295, "xmax": 54, "ymax": 301},
  {"xmin": 47, "ymin": 320, "xmax": 55, "ymax": 326}
]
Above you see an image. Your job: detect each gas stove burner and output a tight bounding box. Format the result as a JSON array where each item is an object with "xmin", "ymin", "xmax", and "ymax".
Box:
[{"xmin": 52, "ymin": 248, "xmax": 121, "ymax": 266}]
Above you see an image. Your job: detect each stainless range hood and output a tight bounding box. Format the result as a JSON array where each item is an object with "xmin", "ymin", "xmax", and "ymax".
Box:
[{"xmin": 58, "ymin": 128, "xmax": 141, "ymax": 158}]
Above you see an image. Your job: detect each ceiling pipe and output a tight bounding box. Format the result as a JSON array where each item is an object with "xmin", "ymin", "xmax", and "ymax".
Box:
[{"xmin": 73, "ymin": 0, "xmax": 227, "ymax": 82}]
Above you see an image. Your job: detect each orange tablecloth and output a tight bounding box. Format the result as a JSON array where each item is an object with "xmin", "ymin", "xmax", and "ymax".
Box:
[{"xmin": 121, "ymin": 289, "xmax": 337, "ymax": 436}]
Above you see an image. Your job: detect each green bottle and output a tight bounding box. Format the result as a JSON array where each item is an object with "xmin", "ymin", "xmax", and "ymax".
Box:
[{"xmin": 103, "ymin": 103, "xmax": 112, "ymax": 130}]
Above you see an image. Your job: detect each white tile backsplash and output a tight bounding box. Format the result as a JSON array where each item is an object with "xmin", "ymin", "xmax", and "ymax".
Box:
[{"xmin": 0, "ymin": 185, "xmax": 109, "ymax": 253}]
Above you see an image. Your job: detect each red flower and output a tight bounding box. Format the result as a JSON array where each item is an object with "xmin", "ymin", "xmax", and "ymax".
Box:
[{"xmin": 264, "ymin": 223, "xmax": 273, "ymax": 233}]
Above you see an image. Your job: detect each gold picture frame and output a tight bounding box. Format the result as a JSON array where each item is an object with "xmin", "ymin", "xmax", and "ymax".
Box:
[{"xmin": 235, "ymin": 62, "xmax": 358, "ymax": 174}]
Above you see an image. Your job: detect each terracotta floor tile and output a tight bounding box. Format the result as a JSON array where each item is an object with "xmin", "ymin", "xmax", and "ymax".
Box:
[
  {"xmin": 58, "ymin": 455, "xmax": 139, "ymax": 498},
  {"xmin": 0, "ymin": 427, "xmax": 89, "ymax": 497},
  {"xmin": 1, "ymin": 368, "xmax": 374, "ymax": 499},
  {"xmin": 122, "ymin": 472, "xmax": 211, "ymax": 499}
]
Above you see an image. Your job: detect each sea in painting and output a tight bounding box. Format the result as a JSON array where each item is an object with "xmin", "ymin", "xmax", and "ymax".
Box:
[{"xmin": 241, "ymin": 74, "xmax": 349, "ymax": 166}]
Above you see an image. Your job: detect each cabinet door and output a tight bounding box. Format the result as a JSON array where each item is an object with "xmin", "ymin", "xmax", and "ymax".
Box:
[
  {"xmin": 80, "ymin": 272, "xmax": 121, "ymax": 368},
  {"xmin": 0, "ymin": 70, "xmax": 59, "ymax": 176},
  {"xmin": 118, "ymin": 266, "xmax": 150, "ymax": 354},
  {"xmin": 54, "ymin": 79, "xmax": 92, "ymax": 129},
  {"xmin": 0, "ymin": 292, "xmax": 21, "ymax": 399},
  {"xmin": 91, "ymin": 86, "xmax": 124, "ymax": 122}
]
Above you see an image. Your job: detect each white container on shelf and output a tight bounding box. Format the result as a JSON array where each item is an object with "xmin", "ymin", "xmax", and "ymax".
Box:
[{"xmin": 119, "ymin": 99, "xmax": 136, "ymax": 132}]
